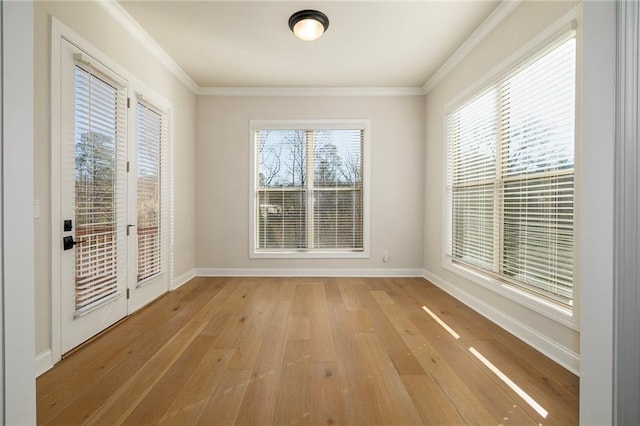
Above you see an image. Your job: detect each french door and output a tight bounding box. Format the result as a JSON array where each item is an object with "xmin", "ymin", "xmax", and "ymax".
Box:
[{"xmin": 57, "ymin": 39, "xmax": 169, "ymax": 354}]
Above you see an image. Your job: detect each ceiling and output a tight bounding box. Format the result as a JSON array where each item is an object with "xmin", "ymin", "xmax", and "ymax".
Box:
[{"xmin": 118, "ymin": 1, "xmax": 501, "ymax": 89}]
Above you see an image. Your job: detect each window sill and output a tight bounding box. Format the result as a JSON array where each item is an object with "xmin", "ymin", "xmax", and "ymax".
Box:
[
  {"xmin": 251, "ymin": 250, "xmax": 370, "ymax": 260},
  {"xmin": 443, "ymin": 256, "xmax": 578, "ymax": 331}
]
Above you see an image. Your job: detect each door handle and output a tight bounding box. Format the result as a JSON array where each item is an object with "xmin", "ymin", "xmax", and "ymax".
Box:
[{"xmin": 63, "ymin": 236, "xmax": 87, "ymax": 251}]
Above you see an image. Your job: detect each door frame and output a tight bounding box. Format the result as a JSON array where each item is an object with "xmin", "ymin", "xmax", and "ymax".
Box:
[{"xmin": 50, "ymin": 17, "xmax": 173, "ymax": 364}]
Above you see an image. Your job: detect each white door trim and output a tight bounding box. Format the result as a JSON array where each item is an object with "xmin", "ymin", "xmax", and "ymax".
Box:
[{"xmin": 50, "ymin": 17, "xmax": 174, "ymax": 363}]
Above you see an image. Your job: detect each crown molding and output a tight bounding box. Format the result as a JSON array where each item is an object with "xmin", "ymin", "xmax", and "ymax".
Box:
[
  {"xmin": 97, "ymin": 0, "xmax": 200, "ymax": 94},
  {"xmin": 422, "ymin": 0, "xmax": 522, "ymax": 94},
  {"xmin": 197, "ymin": 86, "xmax": 426, "ymax": 97}
]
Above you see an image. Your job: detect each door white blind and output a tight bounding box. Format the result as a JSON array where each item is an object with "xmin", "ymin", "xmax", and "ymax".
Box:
[
  {"xmin": 256, "ymin": 128, "xmax": 364, "ymax": 251},
  {"xmin": 73, "ymin": 63, "xmax": 127, "ymax": 314},
  {"xmin": 136, "ymin": 101, "xmax": 166, "ymax": 283},
  {"xmin": 447, "ymin": 31, "xmax": 576, "ymax": 305}
]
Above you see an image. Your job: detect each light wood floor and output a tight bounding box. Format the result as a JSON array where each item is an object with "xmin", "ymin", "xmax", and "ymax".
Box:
[{"xmin": 37, "ymin": 277, "xmax": 578, "ymax": 425}]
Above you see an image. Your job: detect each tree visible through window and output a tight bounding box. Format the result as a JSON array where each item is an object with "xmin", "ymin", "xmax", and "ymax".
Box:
[{"xmin": 254, "ymin": 126, "xmax": 365, "ymax": 253}]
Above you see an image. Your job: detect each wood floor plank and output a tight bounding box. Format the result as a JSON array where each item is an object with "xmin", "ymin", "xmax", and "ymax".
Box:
[
  {"xmin": 286, "ymin": 283, "xmax": 311, "ymax": 340},
  {"xmin": 40, "ymin": 281, "xmax": 222, "ymax": 423},
  {"xmin": 159, "ymin": 349, "xmax": 235, "ymax": 425},
  {"xmin": 227, "ymin": 337, "xmax": 264, "ymax": 370},
  {"xmin": 234, "ymin": 301, "xmax": 291, "ymax": 425},
  {"xmin": 353, "ymin": 283, "xmax": 426, "ymax": 375},
  {"xmin": 122, "ymin": 335, "xmax": 217, "ymax": 425},
  {"xmin": 401, "ymin": 374, "xmax": 464, "ymax": 425},
  {"xmin": 307, "ymin": 282, "xmax": 337, "ymax": 362},
  {"xmin": 326, "ymin": 300, "xmax": 389, "ymax": 425},
  {"xmin": 337, "ymin": 277, "xmax": 364, "ymax": 311},
  {"xmin": 83, "ymin": 320, "xmax": 207, "ymax": 424},
  {"xmin": 354, "ymin": 332, "xmax": 424, "ymax": 425},
  {"xmin": 403, "ymin": 332, "xmax": 500, "ymax": 424},
  {"xmin": 403, "ymin": 308, "xmax": 537, "ymax": 424},
  {"xmin": 272, "ymin": 340, "xmax": 312, "ymax": 425},
  {"xmin": 310, "ymin": 361, "xmax": 346, "ymax": 426},
  {"xmin": 195, "ymin": 369, "xmax": 252, "ymax": 425},
  {"xmin": 37, "ymin": 277, "xmax": 578, "ymax": 425}
]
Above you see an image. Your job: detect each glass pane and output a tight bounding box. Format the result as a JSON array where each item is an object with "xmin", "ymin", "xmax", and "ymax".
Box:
[
  {"xmin": 504, "ymin": 38, "xmax": 576, "ymax": 176},
  {"xmin": 257, "ymin": 190, "xmax": 306, "ymax": 249},
  {"xmin": 450, "ymin": 89, "xmax": 498, "ymax": 184},
  {"xmin": 313, "ymin": 189, "xmax": 363, "ymax": 249},
  {"xmin": 313, "ymin": 130, "xmax": 362, "ymax": 187},
  {"xmin": 257, "ymin": 130, "xmax": 307, "ymax": 188},
  {"xmin": 74, "ymin": 66, "xmax": 119, "ymax": 311},
  {"xmin": 502, "ymin": 175, "xmax": 574, "ymax": 302},
  {"xmin": 136, "ymin": 102, "xmax": 162, "ymax": 282},
  {"xmin": 452, "ymin": 183, "xmax": 495, "ymax": 271}
]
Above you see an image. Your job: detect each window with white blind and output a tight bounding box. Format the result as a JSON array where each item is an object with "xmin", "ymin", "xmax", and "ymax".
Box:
[
  {"xmin": 250, "ymin": 121, "xmax": 370, "ymax": 258},
  {"xmin": 73, "ymin": 60, "xmax": 128, "ymax": 314},
  {"xmin": 445, "ymin": 31, "xmax": 576, "ymax": 308},
  {"xmin": 135, "ymin": 99, "xmax": 167, "ymax": 284}
]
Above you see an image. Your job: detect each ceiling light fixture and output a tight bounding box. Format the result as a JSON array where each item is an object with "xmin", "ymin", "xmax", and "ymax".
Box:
[{"xmin": 288, "ymin": 10, "xmax": 329, "ymax": 41}]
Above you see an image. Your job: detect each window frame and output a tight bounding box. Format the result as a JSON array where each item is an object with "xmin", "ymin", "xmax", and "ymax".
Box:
[
  {"xmin": 442, "ymin": 22, "xmax": 579, "ymax": 329},
  {"xmin": 249, "ymin": 119, "xmax": 371, "ymax": 259}
]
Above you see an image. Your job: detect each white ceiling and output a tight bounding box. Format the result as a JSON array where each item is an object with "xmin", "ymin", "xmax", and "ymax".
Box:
[{"xmin": 118, "ymin": 1, "xmax": 501, "ymax": 89}]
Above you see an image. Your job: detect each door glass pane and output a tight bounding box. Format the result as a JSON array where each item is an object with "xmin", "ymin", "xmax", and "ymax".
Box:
[
  {"xmin": 136, "ymin": 102, "xmax": 162, "ymax": 282},
  {"xmin": 74, "ymin": 66, "xmax": 119, "ymax": 313}
]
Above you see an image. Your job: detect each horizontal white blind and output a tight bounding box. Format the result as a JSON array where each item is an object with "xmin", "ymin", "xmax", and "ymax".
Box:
[
  {"xmin": 255, "ymin": 128, "xmax": 364, "ymax": 251},
  {"xmin": 313, "ymin": 130, "xmax": 363, "ymax": 249},
  {"xmin": 448, "ymin": 88, "xmax": 499, "ymax": 271},
  {"xmin": 447, "ymin": 31, "xmax": 576, "ymax": 305},
  {"xmin": 74, "ymin": 63, "xmax": 127, "ymax": 313},
  {"xmin": 136, "ymin": 101, "xmax": 166, "ymax": 283}
]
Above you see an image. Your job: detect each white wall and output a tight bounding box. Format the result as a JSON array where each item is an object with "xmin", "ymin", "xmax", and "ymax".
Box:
[
  {"xmin": 195, "ymin": 95, "xmax": 425, "ymax": 274},
  {"xmin": 423, "ymin": 0, "xmax": 581, "ymax": 371},
  {"xmin": 33, "ymin": 1, "xmax": 196, "ymax": 358},
  {"xmin": 4, "ymin": 1, "xmax": 36, "ymax": 423}
]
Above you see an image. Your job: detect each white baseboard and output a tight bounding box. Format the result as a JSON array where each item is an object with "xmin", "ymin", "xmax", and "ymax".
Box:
[
  {"xmin": 194, "ymin": 268, "xmax": 425, "ymax": 278},
  {"xmin": 423, "ymin": 269, "xmax": 580, "ymax": 375},
  {"xmin": 36, "ymin": 350, "xmax": 54, "ymax": 377},
  {"xmin": 171, "ymin": 268, "xmax": 196, "ymax": 290}
]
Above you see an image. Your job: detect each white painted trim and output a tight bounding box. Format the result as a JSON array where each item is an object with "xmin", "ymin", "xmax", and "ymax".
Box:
[
  {"xmin": 50, "ymin": 17, "xmax": 63, "ymax": 366},
  {"xmin": 443, "ymin": 5, "xmax": 580, "ymax": 113},
  {"xmin": 443, "ymin": 260, "xmax": 577, "ymax": 330},
  {"xmin": 613, "ymin": 1, "xmax": 640, "ymax": 422},
  {"xmin": 97, "ymin": 0, "xmax": 199, "ymax": 94},
  {"xmin": 35, "ymin": 351, "xmax": 54, "ymax": 378},
  {"xmin": 423, "ymin": 269, "xmax": 580, "ymax": 375},
  {"xmin": 422, "ymin": 0, "xmax": 522, "ymax": 94},
  {"xmin": 3, "ymin": 1, "xmax": 36, "ymax": 422},
  {"xmin": 194, "ymin": 268, "xmax": 425, "ymax": 278},
  {"xmin": 171, "ymin": 269, "xmax": 196, "ymax": 290},
  {"xmin": 198, "ymin": 86, "xmax": 426, "ymax": 97}
]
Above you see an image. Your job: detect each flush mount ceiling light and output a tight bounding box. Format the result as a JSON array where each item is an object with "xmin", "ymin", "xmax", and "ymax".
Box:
[{"xmin": 288, "ymin": 10, "xmax": 329, "ymax": 41}]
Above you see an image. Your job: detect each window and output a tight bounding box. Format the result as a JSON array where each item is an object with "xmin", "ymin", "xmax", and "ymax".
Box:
[
  {"xmin": 445, "ymin": 31, "xmax": 576, "ymax": 308},
  {"xmin": 135, "ymin": 99, "xmax": 167, "ymax": 284},
  {"xmin": 250, "ymin": 121, "xmax": 370, "ymax": 257},
  {"xmin": 72, "ymin": 58, "xmax": 128, "ymax": 314}
]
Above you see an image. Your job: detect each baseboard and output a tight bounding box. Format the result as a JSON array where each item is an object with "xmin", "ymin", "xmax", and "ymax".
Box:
[
  {"xmin": 171, "ymin": 268, "xmax": 196, "ymax": 290},
  {"xmin": 194, "ymin": 268, "xmax": 425, "ymax": 278},
  {"xmin": 423, "ymin": 269, "xmax": 580, "ymax": 375},
  {"xmin": 36, "ymin": 350, "xmax": 54, "ymax": 377}
]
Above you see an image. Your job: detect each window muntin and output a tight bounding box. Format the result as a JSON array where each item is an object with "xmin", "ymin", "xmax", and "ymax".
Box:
[
  {"xmin": 253, "ymin": 124, "xmax": 367, "ymax": 255},
  {"xmin": 446, "ymin": 33, "xmax": 576, "ymax": 307}
]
